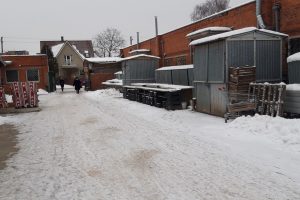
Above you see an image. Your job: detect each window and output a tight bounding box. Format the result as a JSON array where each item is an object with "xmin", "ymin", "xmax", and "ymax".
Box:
[
  {"xmin": 64, "ymin": 55, "xmax": 72, "ymax": 65},
  {"xmin": 164, "ymin": 58, "xmax": 172, "ymax": 66},
  {"xmin": 6, "ymin": 70, "xmax": 19, "ymax": 83},
  {"xmin": 27, "ymin": 69, "xmax": 39, "ymax": 82},
  {"xmin": 176, "ymin": 56, "xmax": 186, "ymax": 65}
]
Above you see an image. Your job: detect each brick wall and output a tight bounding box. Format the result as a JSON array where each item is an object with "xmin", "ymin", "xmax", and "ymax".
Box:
[
  {"xmin": 121, "ymin": 0, "xmax": 300, "ymax": 68},
  {"xmin": 0, "ymin": 55, "xmax": 49, "ymax": 92},
  {"xmin": 90, "ymin": 73, "xmax": 116, "ymax": 91}
]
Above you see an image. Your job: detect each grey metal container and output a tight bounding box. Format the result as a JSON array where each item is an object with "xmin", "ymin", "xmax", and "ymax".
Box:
[{"xmin": 284, "ymin": 89, "xmax": 300, "ymax": 114}]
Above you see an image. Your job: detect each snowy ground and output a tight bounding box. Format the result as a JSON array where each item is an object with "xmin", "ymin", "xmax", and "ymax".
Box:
[{"xmin": 0, "ymin": 88, "xmax": 300, "ymax": 200}]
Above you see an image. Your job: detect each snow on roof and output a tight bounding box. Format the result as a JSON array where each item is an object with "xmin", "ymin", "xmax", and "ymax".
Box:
[
  {"xmin": 130, "ymin": 83, "xmax": 193, "ymax": 92},
  {"xmin": 51, "ymin": 43, "xmax": 64, "ymax": 57},
  {"xmin": 287, "ymin": 52, "xmax": 300, "ymax": 63},
  {"xmin": 156, "ymin": 64, "xmax": 193, "ymax": 71},
  {"xmin": 122, "ymin": 54, "xmax": 160, "ymax": 61},
  {"xmin": 190, "ymin": 27, "xmax": 288, "ymax": 46},
  {"xmin": 186, "ymin": 27, "xmax": 232, "ymax": 37},
  {"xmin": 286, "ymin": 84, "xmax": 300, "ymax": 91},
  {"xmin": 129, "ymin": 49, "xmax": 150, "ymax": 54},
  {"xmin": 86, "ymin": 57, "xmax": 123, "ymax": 63},
  {"xmin": 114, "ymin": 71, "xmax": 122, "ymax": 75}
]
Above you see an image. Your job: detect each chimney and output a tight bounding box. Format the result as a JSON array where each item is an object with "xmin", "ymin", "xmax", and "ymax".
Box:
[
  {"xmin": 61, "ymin": 36, "xmax": 64, "ymax": 42},
  {"xmin": 136, "ymin": 32, "xmax": 140, "ymax": 49},
  {"xmin": 130, "ymin": 36, "xmax": 133, "ymax": 46},
  {"xmin": 155, "ymin": 16, "xmax": 158, "ymax": 36}
]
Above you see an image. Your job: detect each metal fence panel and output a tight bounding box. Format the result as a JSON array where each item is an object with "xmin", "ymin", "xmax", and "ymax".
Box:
[
  {"xmin": 256, "ymin": 40, "xmax": 281, "ymax": 82},
  {"xmin": 208, "ymin": 41, "xmax": 225, "ymax": 83},
  {"xmin": 227, "ymin": 40, "xmax": 255, "ymax": 67},
  {"xmin": 288, "ymin": 61, "xmax": 300, "ymax": 84}
]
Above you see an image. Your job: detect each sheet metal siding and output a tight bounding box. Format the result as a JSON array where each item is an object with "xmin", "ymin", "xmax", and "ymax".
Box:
[
  {"xmin": 188, "ymin": 68, "xmax": 194, "ymax": 86},
  {"xmin": 155, "ymin": 70, "xmax": 172, "ymax": 84},
  {"xmin": 172, "ymin": 69, "xmax": 189, "ymax": 85},
  {"xmin": 288, "ymin": 62, "xmax": 300, "ymax": 84},
  {"xmin": 208, "ymin": 41, "xmax": 225, "ymax": 82},
  {"xmin": 123, "ymin": 59, "xmax": 158, "ymax": 85},
  {"xmin": 227, "ymin": 40, "xmax": 255, "ymax": 67},
  {"xmin": 210, "ymin": 84, "xmax": 227, "ymax": 116},
  {"xmin": 256, "ymin": 40, "xmax": 281, "ymax": 82},
  {"xmin": 194, "ymin": 82, "xmax": 210, "ymax": 113},
  {"xmin": 284, "ymin": 90, "xmax": 300, "ymax": 114},
  {"xmin": 194, "ymin": 44, "xmax": 208, "ymax": 81}
]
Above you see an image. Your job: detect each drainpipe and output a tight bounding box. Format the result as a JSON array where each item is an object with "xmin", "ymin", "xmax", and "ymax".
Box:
[
  {"xmin": 273, "ymin": 1, "xmax": 281, "ymax": 32},
  {"xmin": 256, "ymin": 0, "xmax": 266, "ymax": 29}
]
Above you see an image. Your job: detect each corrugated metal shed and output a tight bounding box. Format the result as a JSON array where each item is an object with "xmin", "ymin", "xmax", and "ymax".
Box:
[{"xmin": 190, "ymin": 27, "xmax": 287, "ymax": 117}]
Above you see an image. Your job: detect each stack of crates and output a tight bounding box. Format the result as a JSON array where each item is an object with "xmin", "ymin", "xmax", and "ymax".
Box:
[{"xmin": 228, "ymin": 66, "xmax": 256, "ymax": 94}]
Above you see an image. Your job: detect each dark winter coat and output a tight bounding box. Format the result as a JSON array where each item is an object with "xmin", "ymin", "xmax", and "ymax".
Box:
[
  {"xmin": 59, "ymin": 79, "xmax": 65, "ymax": 86},
  {"xmin": 73, "ymin": 79, "xmax": 82, "ymax": 91}
]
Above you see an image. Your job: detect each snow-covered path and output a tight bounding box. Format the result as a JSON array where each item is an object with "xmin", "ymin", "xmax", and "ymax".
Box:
[{"xmin": 0, "ymin": 89, "xmax": 300, "ymax": 200}]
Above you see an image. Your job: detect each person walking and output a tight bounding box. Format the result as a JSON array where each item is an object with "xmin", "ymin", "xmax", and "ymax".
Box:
[
  {"xmin": 59, "ymin": 77, "xmax": 65, "ymax": 92},
  {"xmin": 73, "ymin": 77, "xmax": 82, "ymax": 94}
]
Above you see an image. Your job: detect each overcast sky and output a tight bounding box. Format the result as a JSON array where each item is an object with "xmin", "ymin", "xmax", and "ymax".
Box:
[{"xmin": 1, "ymin": 0, "xmax": 248, "ymax": 54}]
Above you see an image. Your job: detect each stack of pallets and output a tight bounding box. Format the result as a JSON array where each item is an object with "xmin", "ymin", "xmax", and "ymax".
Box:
[
  {"xmin": 249, "ymin": 83, "xmax": 286, "ymax": 117},
  {"xmin": 228, "ymin": 66, "xmax": 256, "ymax": 94}
]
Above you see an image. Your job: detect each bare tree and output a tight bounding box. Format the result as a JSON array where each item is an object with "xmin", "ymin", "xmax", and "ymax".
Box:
[
  {"xmin": 94, "ymin": 28, "xmax": 125, "ymax": 57},
  {"xmin": 191, "ymin": 0, "xmax": 230, "ymax": 21}
]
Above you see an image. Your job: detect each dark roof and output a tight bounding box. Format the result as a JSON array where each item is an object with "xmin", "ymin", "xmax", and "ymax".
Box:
[{"xmin": 40, "ymin": 40, "xmax": 94, "ymax": 57}]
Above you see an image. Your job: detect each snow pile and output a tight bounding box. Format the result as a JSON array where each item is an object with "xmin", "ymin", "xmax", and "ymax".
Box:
[
  {"xmin": 0, "ymin": 116, "xmax": 6, "ymax": 126},
  {"xmin": 286, "ymin": 84, "xmax": 300, "ymax": 91},
  {"xmin": 5, "ymin": 94, "xmax": 13, "ymax": 103},
  {"xmin": 85, "ymin": 88, "xmax": 122, "ymax": 99},
  {"xmin": 287, "ymin": 52, "xmax": 300, "ymax": 63},
  {"xmin": 230, "ymin": 115, "xmax": 300, "ymax": 146},
  {"xmin": 38, "ymin": 89, "xmax": 48, "ymax": 95},
  {"xmin": 102, "ymin": 79, "xmax": 122, "ymax": 86}
]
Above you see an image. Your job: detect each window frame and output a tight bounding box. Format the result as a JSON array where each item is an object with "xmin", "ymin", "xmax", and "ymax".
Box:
[{"xmin": 5, "ymin": 69, "xmax": 19, "ymax": 83}]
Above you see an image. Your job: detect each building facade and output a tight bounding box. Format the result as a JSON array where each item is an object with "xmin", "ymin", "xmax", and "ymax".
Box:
[{"xmin": 0, "ymin": 55, "xmax": 49, "ymax": 91}]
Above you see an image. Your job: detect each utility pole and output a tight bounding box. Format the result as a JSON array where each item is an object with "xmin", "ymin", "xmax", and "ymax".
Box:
[{"xmin": 1, "ymin": 37, "xmax": 3, "ymax": 54}]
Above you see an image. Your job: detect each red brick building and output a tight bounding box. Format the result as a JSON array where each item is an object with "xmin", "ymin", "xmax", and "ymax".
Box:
[
  {"xmin": 121, "ymin": 0, "xmax": 300, "ymax": 67},
  {"xmin": 0, "ymin": 55, "xmax": 49, "ymax": 91}
]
